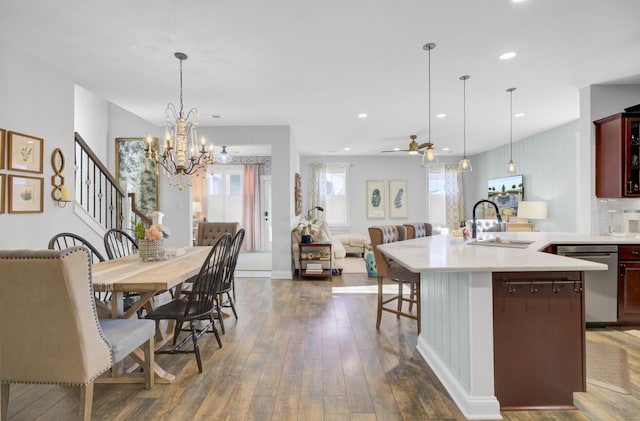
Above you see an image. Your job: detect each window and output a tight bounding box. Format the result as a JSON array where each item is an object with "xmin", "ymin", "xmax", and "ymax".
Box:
[
  {"xmin": 325, "ymin": 164, "xmax": 348, "ymax": 226},
  {"xmin": 427, "ymin": 164, "xmax": 447, "ymax": 230},
  {"xmin": 206, "ymin": 165, "xmax": 243, "ymax": 222}
]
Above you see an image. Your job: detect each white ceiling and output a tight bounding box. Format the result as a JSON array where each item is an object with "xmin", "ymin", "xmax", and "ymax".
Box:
[{"xmin": 3, "ymin": 0, "xmax": 640, "ymax": 157}]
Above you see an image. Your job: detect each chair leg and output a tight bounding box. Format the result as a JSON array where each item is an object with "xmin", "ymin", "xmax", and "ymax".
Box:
[
  {"xmin": 376, "ymin": 276, "xmax": 383, "ymax": 329},
  {"xmin": 79, "ymin": 383, "xmax": 94, "ymax": 421},
  {"xmin": 397, "ymin": 279, "xmax": 403, "ymax": 317},
  {"xmin": 209, "ymin": 315, "xmax": 223, "ymax": 348},
  {"xmin": 416, "ymin": 281, "xmax": 421, "ymax": 334},
  {"xmin": 1, "ymin": 383, "xmax": 9, "ymax": 421},
  {"xmin": 216, "ymin": 298, "xmax": 226, "ymax": 334},
  {"xmin": 409, "ymin": 282, "xmax": 415, "ymax": 312},
  {"xmin": 144, "ymin": 336, "xmax": 155, "ymax": 389},
  {"xmin": 226, "ymin": 291, "xmax": 238, "ymax": 319},
  {"xmin": 189, "ymin": 321, "xmax": 203, "ymax": 373}
]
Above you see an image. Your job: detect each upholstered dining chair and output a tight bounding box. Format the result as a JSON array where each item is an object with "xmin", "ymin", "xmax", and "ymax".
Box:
[
  {"xmin": 0, "ymin": 247, "xmax": 155, "ymax": 421},
  {"xmin": 402, "ymin": 222, "xmax": 433, "ymax": 240},
  {"xmin": 146, "ymin": 233, "xmax": 231, "ymax": 373},
  {"xmin": 48, "ymin": 232, "xmax": 106, "ymax": 263},
  {"xmin": 368, "ymin": 225, "xmax": 421, "ymax": 333},
  {"xmin": 103, "ymin": 228, "xmax": 138, "ymax": 260},
  {"xmin": 216, "ymin": 228, "xmax": 245, "ymax": 334}
]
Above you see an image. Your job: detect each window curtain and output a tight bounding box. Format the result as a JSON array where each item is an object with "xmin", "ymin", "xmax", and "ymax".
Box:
[
  {"xmin": 310, "ymin": 163, "xmax": 327, "ymax": 221},
  {"xmin": 242, "ymin": 165, "xmax": 261, "ymax": 251},
  {"xmin": 444, "ymin": 163, "xmax": 465, "ymax": 231}
]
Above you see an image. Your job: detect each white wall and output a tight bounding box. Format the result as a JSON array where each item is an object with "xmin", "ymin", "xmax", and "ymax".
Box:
[
  {"xmin": 299, "ymin": 155, "xmax": 428, "ymax": 238},
  {"xmin": 464, "ymin": 121, "xmax": 579, "ymax": 233},
  {"xmin": 74, "ymin": 85, "xmax": 109, "ymax": 160},
  {"xmin": 0, "ymin": 41, "xmax": 93, "ymax": 250}
]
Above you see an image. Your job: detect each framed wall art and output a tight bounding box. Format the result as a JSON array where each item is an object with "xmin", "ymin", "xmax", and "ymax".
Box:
[
  {"xmin": 0, "ymin": 129, "xmax": 5, "ymax": 169},
  {"xmin": 8, "ymin": 175, "xmax": 44, "ymax": 213},
  {"xmin": 0, "ymin": 174, "xmax": 4, "ymax": 213},
  {"xmin": 7, "ymin": 131, "xmax": 44, "ymax": 173},
  {"xmin": 115, "ymin": 137, "xmax": 159, "ymax": 218},
  {"xmin": 389, "ymin": 179, "xmax": 408, "ymax": 218},
  {"xmin": 294, "ymin": 172, "xmax": 302, "ymax": 216},
  {"xmin": 366, "ymin": 179, "xmax": 385, "ymax": 218}
]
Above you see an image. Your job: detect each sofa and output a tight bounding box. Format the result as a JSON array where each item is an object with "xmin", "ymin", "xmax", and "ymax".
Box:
[
  {"xmin": 333, "ymin": 233, "xmax": 370, "ymax": 256},
  {"xmin": 464, "ymin": 219, "xmax": 507, "ymax": 234},
  {"xmin": 292, "ymin": 220, "xmax": 346, "ymax": 274}
]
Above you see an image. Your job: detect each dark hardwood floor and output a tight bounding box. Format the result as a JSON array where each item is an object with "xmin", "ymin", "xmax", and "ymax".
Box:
[{"xmin": 4, "ymin": 273, "xmax": 640, "ymax": 420}]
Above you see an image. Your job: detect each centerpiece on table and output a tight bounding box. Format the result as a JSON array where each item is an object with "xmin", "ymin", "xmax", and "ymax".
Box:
[{"xmin": 132, "ymin": 217, "xmax": 170, "ymax": 261}]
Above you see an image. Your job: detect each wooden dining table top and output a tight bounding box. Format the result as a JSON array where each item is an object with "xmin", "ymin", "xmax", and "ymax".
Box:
[{"xmin": 92, "ymin": 246, "xmax": 211, "ymax": 292}]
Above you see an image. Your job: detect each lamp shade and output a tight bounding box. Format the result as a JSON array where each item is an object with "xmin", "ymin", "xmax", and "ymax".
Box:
[
  {"xmin": 192, "ymin": 201, "xmax": 202, "ymax": 214},
  {"xmin": 517, "ymin": 201, "xmax": 548, "ymax": 221}
]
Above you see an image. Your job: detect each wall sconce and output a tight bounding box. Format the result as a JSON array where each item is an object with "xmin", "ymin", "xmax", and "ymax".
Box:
[{"xmin": 51, "ymin": 148, "xmax": 72, "ymax": 207}]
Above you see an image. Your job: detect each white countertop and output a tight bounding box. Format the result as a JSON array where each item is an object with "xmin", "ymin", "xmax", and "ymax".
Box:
[{"xmin": 376, "ymin": 232, "xmax": 635, "ymax": 273}]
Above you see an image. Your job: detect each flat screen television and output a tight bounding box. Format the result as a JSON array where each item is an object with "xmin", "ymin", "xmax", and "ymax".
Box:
[{"xmin": 486, "ymin": 175, "xmax": 524, "ymax": 220}]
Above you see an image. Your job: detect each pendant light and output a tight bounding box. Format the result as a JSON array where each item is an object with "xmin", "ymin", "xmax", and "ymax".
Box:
[
  {"xmin": 458, "ymin": 75, "xmax": 472, "ymax": 172},
  {"xmin": 421, "ymin": 42, "xmax": 438, "ymax": 166},
  {"xmin": 505, "ymin": 87, "xmax": 519, "ymax": 175}
]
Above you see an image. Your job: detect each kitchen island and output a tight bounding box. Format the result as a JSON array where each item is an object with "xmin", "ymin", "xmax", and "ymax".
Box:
[{"xmin": 377, "ymin": 232, "xmax": 612, "ymax": 420}]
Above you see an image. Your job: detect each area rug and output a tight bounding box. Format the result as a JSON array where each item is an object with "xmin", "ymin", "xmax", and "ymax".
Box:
[
  {"xmin": 341, "ymin": 257, "xmax": 367, "ymax": 274},
  {"xmin": 586, "ymin": 339, "xmax": 632, "ymax": 394}
]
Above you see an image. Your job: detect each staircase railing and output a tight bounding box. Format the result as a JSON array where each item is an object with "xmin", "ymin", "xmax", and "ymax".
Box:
[{"xmin": 74, "ymin": 132, "xmax": 151, "ymax": 232}]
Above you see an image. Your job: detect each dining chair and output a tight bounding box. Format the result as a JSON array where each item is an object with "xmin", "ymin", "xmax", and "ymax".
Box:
[
  {"xmin": 0, "ymin": 247, "xmax": 155, "ymax": 421},
  {"xmin": 48, "ymin": 232, "xmax": 106, "ymax": 263},
  {"xmin": 368, "ymin": 225, "xmax": 421, "ymax": 334},
  {"xmin": 145, "ymin": 233, "xmax": 231, "ymax": 373},
  {"xmin": 104, "ymin": 228, "xmax": 138, "ymax": 260},
  {"xmin": 216, "ymin": 228, "xmax": 245, "ymax": 334}
]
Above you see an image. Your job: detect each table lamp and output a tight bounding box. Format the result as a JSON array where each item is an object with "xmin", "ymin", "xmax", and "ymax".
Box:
[{"xmin": 517, "ymin": 201, "xmax": 548, "ymax": 228}]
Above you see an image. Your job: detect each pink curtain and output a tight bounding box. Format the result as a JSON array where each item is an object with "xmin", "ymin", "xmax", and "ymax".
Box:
[{"xmin": 242, "ymin": 165, "xmax": 261, "ymax": 251}]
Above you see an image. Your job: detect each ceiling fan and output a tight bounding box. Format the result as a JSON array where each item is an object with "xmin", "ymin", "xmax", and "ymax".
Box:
[{"xmin": 381, "ymin": 135, "xmax": 429, "ymax": 155}]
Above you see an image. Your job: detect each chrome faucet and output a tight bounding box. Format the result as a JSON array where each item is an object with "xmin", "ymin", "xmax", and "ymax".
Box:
[{"xmin": 471, "ymin": 199, "xmax": 503, "ymax": 239}]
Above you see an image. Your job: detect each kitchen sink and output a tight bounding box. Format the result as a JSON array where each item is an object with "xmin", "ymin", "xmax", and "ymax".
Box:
[{"xmin": 467, "ymin": 237, "xmax": 534, "ymax": 249}]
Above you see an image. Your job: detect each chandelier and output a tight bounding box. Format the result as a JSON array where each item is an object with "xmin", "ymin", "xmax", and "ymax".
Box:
[{"xmin": 146, "ymin": 52, "xmax": 214, "ymax": 190}]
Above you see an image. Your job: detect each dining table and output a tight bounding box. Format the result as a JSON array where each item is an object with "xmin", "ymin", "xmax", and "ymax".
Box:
[{"xmin": 92, "ymin": 246, "xmax": 211, "ymax": 383}]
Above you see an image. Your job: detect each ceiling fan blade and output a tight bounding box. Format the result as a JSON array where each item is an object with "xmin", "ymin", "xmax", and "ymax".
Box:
[{"xmin": 381, "ymin": 149, "xmax": 411, "ymax": 153}]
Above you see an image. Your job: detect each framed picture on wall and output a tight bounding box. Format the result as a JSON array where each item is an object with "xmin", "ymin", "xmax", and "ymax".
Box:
[
  {"xmin": 7, "ymin": 131, "xmax": 44, "ymax": 173},
  {"xmin": 8, "ymin": 175, "xmax": 44, "ymax": 213},
  {"xmin": 0, "ymin": 129, "xmax": 5, "ymax": 169},
  {"xmin": 389, "ymin": 179, "xmax": 408, "ymax": 218},
  {"xmin": 366, "ymin": 179, "xmax": 385, "ymax": 218},
  {"xmin": 115, "ymin": 137, "xmax": 159, "ymax": 218}
]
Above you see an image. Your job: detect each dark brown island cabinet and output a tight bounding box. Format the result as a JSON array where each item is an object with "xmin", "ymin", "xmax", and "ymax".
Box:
[
  {"xmin": 492, "ymin": 271, "xmax": 585, "ymax": 410},
  {"xmin": 595, "ymin": 111, "xmax": 640, "ymax": 197}
]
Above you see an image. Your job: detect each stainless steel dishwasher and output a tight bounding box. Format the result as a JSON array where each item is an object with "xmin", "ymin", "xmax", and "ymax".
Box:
[{"xmin": 557, "ymin": 245, "xmax": 618, "ymax": 325}]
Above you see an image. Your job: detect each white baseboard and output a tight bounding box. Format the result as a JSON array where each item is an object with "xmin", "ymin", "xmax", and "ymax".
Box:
[{"xmin": 416, "ymin": 335, "xmax": 502, "ymax": 420}]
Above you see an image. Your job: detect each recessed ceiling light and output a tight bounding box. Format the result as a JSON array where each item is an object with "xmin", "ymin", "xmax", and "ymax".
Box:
[
  {"xmin": 515, "ymin": 113, "xmax": 525, "ymax": 118},
  {"xmin": 357, "ymin": 113, "xmax": 368, "ymax": 119},
  {"xmin": 500, "ymin": 52, "xmax": 517, "ymax": 60},
  {"xmin": 512, "ymin": 0, "xmax": 527, "ymax": 3},
  {"xmin": 393, "ymin": 147, "xmax": 400, "ymax": 151},
  {"xmin": 436, "ymin": 113, "xmax": 447, "ymax": 119},
  {"xmin": 344, "ymin": 147, "xmax": 351, "ymax": 151},
  {"xmin": 442, "ymin": 147, "xmax": 450, "ymax": 152}
]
